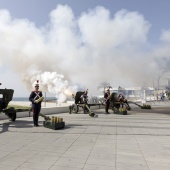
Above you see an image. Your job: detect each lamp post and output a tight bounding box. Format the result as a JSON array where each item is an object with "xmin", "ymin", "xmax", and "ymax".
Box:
[{"xmin": 156, "ymin": 70, "xmax": 166, "ymax": 96}]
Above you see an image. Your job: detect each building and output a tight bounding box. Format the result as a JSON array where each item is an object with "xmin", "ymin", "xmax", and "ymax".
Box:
[{"xmin": 109, "ymin": 86, "xmax": 155, "ymax": 102}]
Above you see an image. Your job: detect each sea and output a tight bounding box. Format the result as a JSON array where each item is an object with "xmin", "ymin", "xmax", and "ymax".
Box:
[{"xmin": 12, "ymin": 97, "xmax": 56, "ymax": 101}]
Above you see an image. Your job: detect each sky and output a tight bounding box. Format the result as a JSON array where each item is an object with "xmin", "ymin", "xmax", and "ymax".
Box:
[{"xmin": 0, "ymin": 0, "xmax": 170, "ymax": 99}]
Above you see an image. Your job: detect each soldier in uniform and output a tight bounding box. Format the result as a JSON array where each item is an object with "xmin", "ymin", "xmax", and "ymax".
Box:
[
  {"xmin": 81, "ymin": 89, "xmax": 88, "ymax": 104},
  {"xmin": 29, "ymin": 80, "xmax": 44, "ymax": 127},
  {"xmin": 118, "ymin": 93, "xmax": 131, "ymax": 110},
  {"xmin": 104, "ymin": 89, "xmax": 110, "ymax": 114}
]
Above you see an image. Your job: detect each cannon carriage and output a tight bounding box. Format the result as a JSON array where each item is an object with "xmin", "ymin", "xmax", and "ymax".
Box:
[
  {"xmin": 107, "ymin": 92, "xmax": 131, "ymax": 115},
  {"xmin": 69, "ymin": 91, "xmax": 100, "ymax": 117},
  {"xmin": 108, "ymin": 92, "xmax": 151, "ymax": 114},
  {"xmin": 0, "ymin": 89, "xmax": 17, "ymax": 121},
  {"xmin": 0, "ymin": 88, "xmax": 31, "ymax": 121}
]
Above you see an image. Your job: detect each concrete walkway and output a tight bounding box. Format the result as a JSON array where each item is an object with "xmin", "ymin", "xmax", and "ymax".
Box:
[{"xmin": 0, "ymin": 103, "xmax": 170, "ymax": 170}]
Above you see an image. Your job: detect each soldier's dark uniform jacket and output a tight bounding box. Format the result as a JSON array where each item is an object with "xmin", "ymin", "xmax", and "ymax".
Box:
[
  {"xmin": 29, "ymin": 91, "xmax": 43, "ymax": 126},
  {"xmin": 104, "ymin": 91, "xmax": 110, "ymax": 114},
  {"xmin": 104, "ymin": 92, "xmax": 110, "ymax": 103},
  {"xmin": 81, "ymin": 93, "xmax": 88, "ymax": 104},
  {"xmin": 29, "ymin": 91, "xmax": 43, "ymax": 106}
]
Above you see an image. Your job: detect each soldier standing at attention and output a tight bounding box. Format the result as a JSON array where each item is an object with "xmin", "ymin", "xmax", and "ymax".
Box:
[
  {"xmin": 104, "ymin": 89, "xmax": 110, "ymax": 114},
  {"xmin": 29, "ymin": 80, "xmax": 44, "ymax": 127}
]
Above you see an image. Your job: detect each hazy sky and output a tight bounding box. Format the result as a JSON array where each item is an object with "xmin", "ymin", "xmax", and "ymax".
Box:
[
  {"xmin": 0, "ymin": 0, "xmax": 170, "ymax": 97},
  {"xmin": 1, "ymin": 0, "xmax": 169, "ymax": 43}
]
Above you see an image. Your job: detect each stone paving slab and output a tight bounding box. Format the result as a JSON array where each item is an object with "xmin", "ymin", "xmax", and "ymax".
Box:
[{"xmin": 0, "ymin": 104, "xmax": 170, "ymax": 170}]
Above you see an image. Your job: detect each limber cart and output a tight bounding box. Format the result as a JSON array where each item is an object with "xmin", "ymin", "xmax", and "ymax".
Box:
[{"xmin": 69, "ymin": 91, "xmax": 101, "ymax": 117}]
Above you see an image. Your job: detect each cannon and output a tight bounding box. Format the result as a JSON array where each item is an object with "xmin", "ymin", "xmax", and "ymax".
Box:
[
  {"xmin": 69, "ymin": 91, "xmax": 100, "ymax": 117},
  {"xmin": 0, "ymin": 89, "xmax": 17, "ymax": 121},
  {"xmin": 0, "ymin": 88, "xmax": 30, "ymax": 121},
  {"xmin": 108, "ymin": 92, "xmax": 151, "ymax": 114},
  {"xmin": 107, "ymin": 92, "xmax": 131, "ymax": 115}
]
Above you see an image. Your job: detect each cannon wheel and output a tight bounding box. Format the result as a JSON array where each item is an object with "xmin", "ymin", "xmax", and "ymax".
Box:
[
  {"xmin": 5, "ymin": 107, "xmax": 17, "ymax": 121},
  {"xmin": 10, "ymin": 112, "xmax": 16, "ymax": 121},
  {"xmin": 69, "ymin": 105, "xmax": 72, "ymax": 114},
  {"xmin": 72, "ymin": 104, "xmax": 79, "ymax": 113}
]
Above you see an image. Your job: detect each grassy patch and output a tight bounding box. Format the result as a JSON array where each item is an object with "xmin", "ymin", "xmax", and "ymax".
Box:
[{"xmin": 6, "ymin": 105, "xmax": 31, "ymax": 110}]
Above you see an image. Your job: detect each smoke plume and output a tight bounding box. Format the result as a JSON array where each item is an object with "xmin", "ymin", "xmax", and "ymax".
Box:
[{"xmin": 0, "ymin": 5, "xmax": 170, "ymax": 100}]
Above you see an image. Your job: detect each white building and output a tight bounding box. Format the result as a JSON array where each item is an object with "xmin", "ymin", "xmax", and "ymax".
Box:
[{"xmin": 109, "ymin": 87, "xmax": 155, "ymax": 102}]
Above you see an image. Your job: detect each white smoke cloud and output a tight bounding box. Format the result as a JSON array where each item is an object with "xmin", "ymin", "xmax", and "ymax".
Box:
[
  {"xmin": 160, "ymin": 29, "xmax": 170, "ymax": 43},
  {"xmin": 22, "ymin": 65, "xmax": 78, "ymax": 102},
  {"xmin": 79, "ymin": 8, "xmax": 149, "ymax": 48},
  {"xmin": 0, "ymin": 5, "xmax": 170, "ymax": 100}
]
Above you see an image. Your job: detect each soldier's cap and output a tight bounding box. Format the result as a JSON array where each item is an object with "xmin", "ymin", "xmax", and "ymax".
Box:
[{"xmin": 35, "ymin": 80, "xmax": 39, "ymax": 87}]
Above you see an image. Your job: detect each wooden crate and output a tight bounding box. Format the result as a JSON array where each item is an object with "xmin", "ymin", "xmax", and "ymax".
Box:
[
  {"xmin": 113, "ymin": 109, "xmax": 127, "ymax": 115},
  {"xmin": 43, "ymin": 121, "xmax": 65, "ymax": 130}
]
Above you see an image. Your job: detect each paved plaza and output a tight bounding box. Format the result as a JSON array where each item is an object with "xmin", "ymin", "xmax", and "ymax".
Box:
[{"xmin": 1, "ymin": 102, "xmax": 170, "ymax": 170}]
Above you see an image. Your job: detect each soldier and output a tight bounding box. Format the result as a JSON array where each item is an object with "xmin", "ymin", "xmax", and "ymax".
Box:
[
  {"xmin": 29, "ymin": 80, "xmax": 44, "ymax": 127},
  {"xmin": 104, "ymin": 89, "xmax": 110, "ymax": 114},
  {"xmin": 81, "ymin": 89, "xmax": 88, "ymax": 104},
  {"xmin": 118, "ymin": 93, "xmax": 131, "ymax": 110}
]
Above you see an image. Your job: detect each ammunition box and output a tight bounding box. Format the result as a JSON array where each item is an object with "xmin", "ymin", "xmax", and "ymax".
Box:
[
  {"xmin": 114, "ymin": 110, "xmax": 127, "ymax": 115},
  {"xmin": 43, "ymin": 121, "xmax": 65, "ymax": 130},
  {"xmin": 141, "ymin": 105, "xmax": 151, "ymax": 109}
]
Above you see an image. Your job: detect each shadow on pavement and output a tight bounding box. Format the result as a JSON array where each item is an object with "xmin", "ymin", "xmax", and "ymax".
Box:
[{"xmin": 0, "ymin": 120, "xmax": 33, "ymax": 134}]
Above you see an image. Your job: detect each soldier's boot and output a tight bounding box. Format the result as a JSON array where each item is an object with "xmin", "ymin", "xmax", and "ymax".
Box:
[
  {"xmin": 33, "ymin": 116, "xmax": 36, "ymax": 127},
  {"xmin": 36, "ymin": 116, "xmax": 39, "ymax": 126}
]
